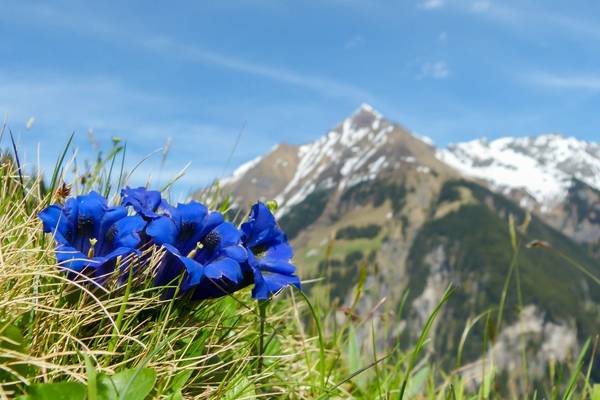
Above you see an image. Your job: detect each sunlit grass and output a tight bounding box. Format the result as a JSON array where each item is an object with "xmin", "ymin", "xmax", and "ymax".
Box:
[{"xmin": 0, "ymin": 134, "xmax": 597, "ymax": 399}]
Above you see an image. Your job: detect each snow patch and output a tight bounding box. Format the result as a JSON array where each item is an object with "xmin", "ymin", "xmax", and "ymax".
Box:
[
  {"xmin": 437, "ymin": 134, "xmax": 600, "ymax": 207},
  {"xmin": 220, "ymin": 155, "xmax": 262, "ymax": 186}
]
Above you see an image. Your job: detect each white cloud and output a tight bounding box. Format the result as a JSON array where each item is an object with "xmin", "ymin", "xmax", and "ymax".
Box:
[
  {"xmin": 418, "ymin": 61, "xmax": 450, "ymax": 80},
  {"xmin": 419, "ymin": 0, "xmax": 444, "ymax": 10},
  {"xmin": 0, "ymin": 71, "xmax": 274, "ymax": 192},
  {"xmin": 345, "ymin": 35, "xmax": 365, "ymax": 49},
  {"xmin": 524, "ymin": 72, "xmax": 600, "ymax": 91},
  {"xmin": 2, "ymin": 3, "xmax": 374, "ymax": 102},
  {"xmin": 471, "ymin": 0, "xmax": 491, "ymax": 12},
  {"xmin": 461, "ymin": 1, "xmax": 600, "ymax": 41}
]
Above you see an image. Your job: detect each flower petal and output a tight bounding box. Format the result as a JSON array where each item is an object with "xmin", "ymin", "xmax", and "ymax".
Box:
[
  {"xmin": 121, "ymin": 186, "xmax": 163, "ymax": 219},
  {"xmin": 199, "ymin": 211, "xmax": 225, "ymax": 237},
  {"xmin": 38, "ymin": 205, "xmax": 70, "ymax": 244},
  {"xmin": 55, "ymin": 244, "xmax": 89, "ymax": 272},
  {"xmin": 177, "ymin": 256, "xmax": 204, "ymax": 291},
  {"xmin": 147, "ymin": 216, "xmax": 178, "ymax": 245},
  {"xmin": 241, "ymin": 202, "xmax": 287, "ymax": 248},
  {"xmin": 173, "ymin": 201, "xmax": 208, "ymax": 228},
  {"xmin": 110, "ymin": 215, "xmax": 146, "ymax": 249},
  {"xmin": 94, "ymin": 247, "xmax": 138, "ymax": 279},
  {"xmin": 213, "ymin": 222, "xmax": 241, "ymax": 247},
  {"xmin": 74, "ymin": 191, "xmax": 108, "ymax": 251},
  {"xmin": 204, "ymin": 257, "xmax": 243, "ymax": 283},
  {"xmin": 251, "ymin": 271, "xmax": 301, "ymax": 300},
  {"xmin": 97, "ymin": 206, "xmax": 128, "ymax": 253},
  {"xmin": 154, "ymin": 250, "xmax": 203, "ymax": 295},
  {"xmin": 262, "ymin": 242, "xmax": 294, "ymax": 262},
  {"xmin": 259, "ymin": 259, "xmax": 296, "ymax": 275},
  {"xmin": 222, "ymin": 245, "xmax": 247, "ymax": 263}
]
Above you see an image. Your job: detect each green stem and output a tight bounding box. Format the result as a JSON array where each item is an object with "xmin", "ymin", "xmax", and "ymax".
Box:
[
  {"xmin": 257, "ymin": 300, "xmax": 268, "ymax": 374},
  {"xmin": 106, "ymin": 258, "xmax": 131, "ymax": 362}
]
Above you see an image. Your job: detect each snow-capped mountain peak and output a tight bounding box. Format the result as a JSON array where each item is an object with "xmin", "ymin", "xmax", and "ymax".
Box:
[
  {"xmin": 274, "ymin": 104, "xmax": 394, "ymax": 215},
  {"xmin": 437, "ymin": 133, "xmax": 600, "ymax": 206},
  {"xmin": 216, "ymin": 105, "xmax": 600, "ymax": 216},
  {"xmin": 215, "ymin": 105, "xmax": 444, "ymax": 217}
]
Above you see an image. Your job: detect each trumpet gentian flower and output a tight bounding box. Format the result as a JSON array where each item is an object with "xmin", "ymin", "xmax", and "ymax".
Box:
[
  {"xmin": 241, "ymin": 202, "xmax": 301, "ymax": 300},
  {"xmin": 146, "ymin": 201, "xmax": 247, "ymax": 298},
  {"xmin": 121, "ymin": 186, "xmax": 164, "ymax": 220},
  {"xmin": 38, "ymin": 191, "xmax": 146, "ymax": 278}
]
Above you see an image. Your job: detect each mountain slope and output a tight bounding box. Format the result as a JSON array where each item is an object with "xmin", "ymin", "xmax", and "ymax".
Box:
[
  {"xmin": 406, "ymin": 179, "xmax": 600, "ymax": 375},
  {"xmin": 219, "ymin": 104, "xmax": 453, "ymax": 218},
  {"xmin": 204, "ymin": 104, "xmax": 600, "ymax": 383}
]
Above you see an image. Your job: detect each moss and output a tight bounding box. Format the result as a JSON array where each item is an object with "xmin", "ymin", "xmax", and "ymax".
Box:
[
  {"xmin": 344, "ymin": 250, "xmax": 364, "ymax": 266},
  {"xmin": 340, "ymin": 180, "xmax": 407, "ymax": 215},
  {"xmin": 279, "ymin": 189, "xmax": 331, "ymax": 240},
  {"xmin": 335, "ymin": 224, "xmax": 381, "ymax": 240}
]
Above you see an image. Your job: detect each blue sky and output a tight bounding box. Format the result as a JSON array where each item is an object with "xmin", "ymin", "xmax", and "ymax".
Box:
[{"xmin": 1, "ymin": 0, "xmax": 599, "ymax": 194}]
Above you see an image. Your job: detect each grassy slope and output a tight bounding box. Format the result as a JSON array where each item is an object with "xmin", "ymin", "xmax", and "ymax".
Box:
[
  {"xmin": 407, "ymin": 179, "xmax": 600, "ymax": 366},
  {"xmin": 1, "ymin": 144, "xmax": 598, "ymax": 398}
]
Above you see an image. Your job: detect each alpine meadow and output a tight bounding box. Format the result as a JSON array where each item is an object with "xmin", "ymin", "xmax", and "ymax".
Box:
[{"xmin": 2, "ymin": 1, "xmax": 600, "ymax": 399}]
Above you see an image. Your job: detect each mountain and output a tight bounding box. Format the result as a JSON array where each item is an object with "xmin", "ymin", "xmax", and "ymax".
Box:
[
  {"xmin": 438, "ymin": 135, "xmax": 600, "ymax": 253},
  {"xmin": 202, "ymin": 104, "xmax": 600, "ymax": 384},
  {"xmin": 220, "ymin": 103, "xmax": 452, "ymax": 217},
  {"xmin": 437, "ymin": 134, "xmax": 600, "ymax": 208}
]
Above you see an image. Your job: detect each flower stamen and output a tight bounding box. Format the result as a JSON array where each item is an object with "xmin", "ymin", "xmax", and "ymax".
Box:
[
  {"xmin": 88, "ymin": 238, "xmax": 98, "ymax": 258},
  {"xmin": 187, "ymin": 241, "xmax": 204, "ymax": 259}
]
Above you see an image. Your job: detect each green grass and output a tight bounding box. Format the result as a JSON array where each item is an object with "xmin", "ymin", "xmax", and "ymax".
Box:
[{"xmin": 0, "ymin": 140, "xmax": 598, "ymax": 399}]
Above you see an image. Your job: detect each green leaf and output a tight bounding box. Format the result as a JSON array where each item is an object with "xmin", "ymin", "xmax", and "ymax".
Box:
[
  {"xmin": 84, "ymin": 354, "xmax": 98, "ymax": 400},
  {"xmin": 0, "ymin": 323, "xmax": 25, "ymax": 352},
  {"xmin": 591, "ymin": 384, "xmax": 600, "ymax": 400},
  {"xmin": 347, "ymin": 327, "xmax": 361, "ymax": 373},
  {"xmin": 166, "ymin": 391, "xmax": 184, "ymax": 400},
  {"xmin": 25, "ymin": 382, "xmax": 86, "ymax": 400},
  {"xmin": 223, "ymin": 376, "xmax": 255, "ymax": 400},
  {"xmin": 97, "ymin": 368, "xmax": 156, "ymax": 400},
  {"xmin": 167, "ymin": 332, "xmax": 208, "ymax": 393},
  {"xmin": 405, "ymin": 366, "xmax": 429, "ymax": 398},
  {"xmin": 0, "ymin": 323, "xmax": 34, "ymax": 383},
  {"xmin": 480, "ymin": 366, "xmax": 495, "ymax": 399},
  {"xmin": 563, "ymin": 338, "xmax": 590, "ymax": 400},
  {"xmin": 346, "ymin": 327, "xmax": 366, "ymax": 390}
]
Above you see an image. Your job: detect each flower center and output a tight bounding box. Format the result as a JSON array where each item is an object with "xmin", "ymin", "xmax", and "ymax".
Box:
[
  {"xmin": 77, "ymin": 216, "xmax": 94, "ymax": 237},
  {"xmin": 252, "ymin": 244, "xmax": 268, "ymax": 259},
  {"xmin": 178, "ymin": 222, "xmax": 196, "ymax": 242},
  {"xmin": 201, "ymin": 230, "xmax": 221, "ymax": 251}
]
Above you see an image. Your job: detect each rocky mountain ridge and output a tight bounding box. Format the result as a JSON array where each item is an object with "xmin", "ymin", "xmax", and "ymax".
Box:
[
  {"xmin": 203, "ymin": 104, "xmax": 600, "ymax": 384},
  {"xmin": 224, "ymin": 104, "xmax": 600, "ymax": 217},
  {"xmin": 438, "ymin": 134, "xmax": 600, "ymax": 208}
]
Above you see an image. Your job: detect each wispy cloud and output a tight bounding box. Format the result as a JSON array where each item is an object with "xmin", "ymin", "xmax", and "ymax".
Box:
[
  {"xmin": 0, "ymin": 71, "xmax": 263, "ymax": 188},
  {"xmin": 419, "ymin": 0, "xmax": 445, "ymax": 10},
  {"xmin": 0, "ymin": 72, "xmax": 171, "ymax": 132},
  {"xmin": 524, "ymin": 71, "xmax": 600, "ymax": 91},
  {"xmin": 3, "ymin": 3, "xmax": 374, "ymax": 102},
  {"xmin": 418, "ymin": 61, "xmax": 450, "ymax": 79},
  {"xmin": 462, "ymin": 1, "xmax": 600, "ymax": 40},
  {"xmin": 345, "ymin": 35, "xmax": 365, "ymax": 49},
  {"xmin": 142, "ymin": 36, "xmax": 373, "ymax": 102},
  {"xmin": 470, "ymin": 0, "xmax": 491, "ymax": 12}
]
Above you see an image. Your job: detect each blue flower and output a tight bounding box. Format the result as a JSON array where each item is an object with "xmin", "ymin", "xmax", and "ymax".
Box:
[
  {"xmin": 121, "ymin": 186, "xmax": 164, "ymax": 220},
  {"xmin": 146, "ymin": 201, "xmax": 248, "ymax": 299},
  {"xmin": 241, "ymin": 202, "xmax": 301, "ymax": 300},
  {"xmin": 38, "ymin": 191, "xmax": 146, "ymax": 278}
]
